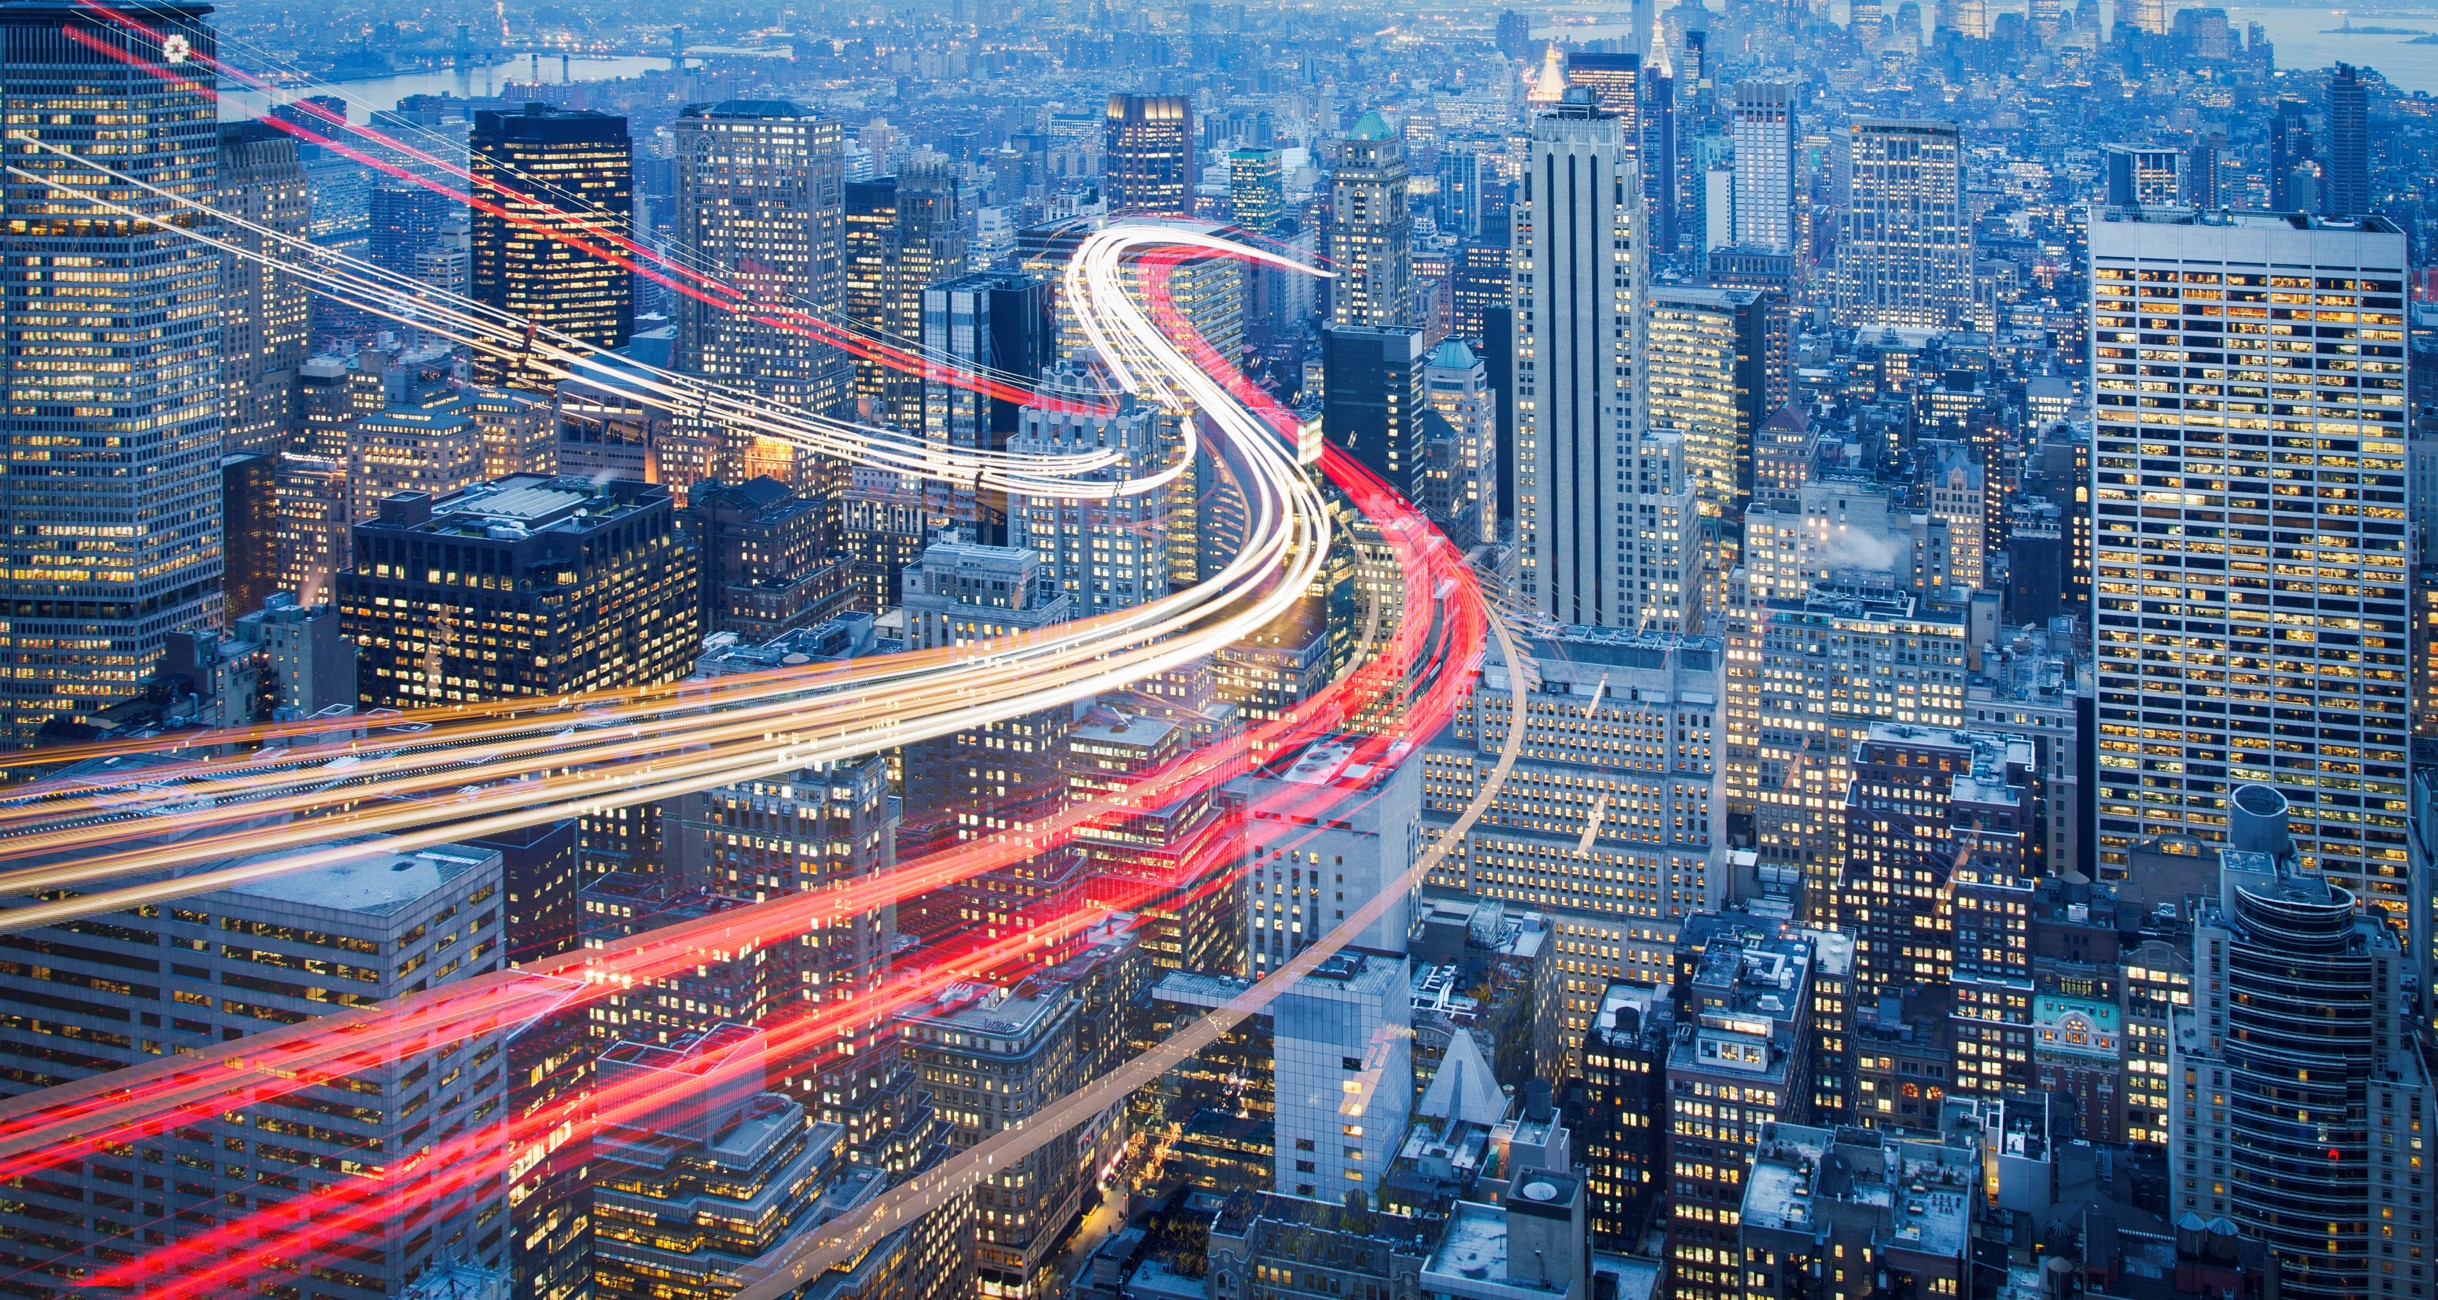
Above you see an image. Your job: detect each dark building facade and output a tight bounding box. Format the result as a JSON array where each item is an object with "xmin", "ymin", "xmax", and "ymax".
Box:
[
  {"xmin": 469, "ymin": 104, "xmax": 634, "ymax": 391},
  {"xmin": 1320, "ymin": 323, "xmax": 1427, "ymax": 502}
]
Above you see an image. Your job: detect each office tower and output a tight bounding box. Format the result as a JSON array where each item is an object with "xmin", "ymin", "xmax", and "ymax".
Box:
[
  {"xmin": 1643, "ymin": 67, "xmax": 1677, "ymax": 256},
  {"xmin": 0, "ymin": 833, "xmax": 508, "ymax": 1292},
  {"xmin": 1242, "ymin": 738, "xmax": 1422, "ymax": 978},
  {"xmin": 1328, "ymin": 112, "xmax": 1413, "ymax": 329},
  {"xmin": 1729, "ymin": 80, "xmax": 1794, "ymax": 254},
  {"xmin": 1924, "ymin": 442, "xmax": 1987, "ymax": 589},
  {"xmin": 1270, "ymin": 951, "xmax": 1413, "ymax": 1200},
  {"xmin": 904, "ymin": 975, "xmax": 1096, "ymax": 1298},
  {"xmin": 1646, "ymin": 286, "xmax": 1771, "ymax": 525},
  {"xmin": 1665, "ymin": 930, "xmax": 1815, "ymax": 1300},
  {"xmin": 843, "ymin": 166, "xmax": 967, "ymax": 433},
  {"xmin": 1727, "ymin": 584, "xmax": 1969, "ymax": 917},
  {"xmin": 590, "ymin": 1027, "xmax": 974, "ymax": 1300},
  {"xmin": 1496, "ymin": 8, "xmax": 1532, "ymax": 57},
  {"xmin": 2324, "ymin": 63, "xmax": 2369, "ymax": 217},
  {"xmin": 368, "ymin": 181, "xmax": 458, "ymax": 289},
  {"xmin": 1422, "ymin": 338, "xmax": 1498, "ymax": 544},
  {"xmin": 1451, "ymin": 234, "xmax": 1509, "ymax": 348},
  {"xmin": 2187, "ymin": 139, "xmax": 2222, "ymax": 208},
  {"xmin": 1838, "ymin": 725, "xmax": 2036, "ymax": 1096},
  {"xmin": 2089, "ymin": 210, "xmax": 2410, "ymax": 910},
  {"xmin": 1420, "ymin": 629, "xmax": 1726, "ymax": 1065},
  {"xmin": 2103, "ymin": 143, "xmax": 2189, "ymax": 208},
  {"xmin": 1320, "ymin": 325, "xmax": 1427, "ymax": 501},
  {"xmin": 1435, "ymin": 144, "xmax": 1482, "ymax": 239},
  {"xmin": 2171, "ymin": 786, "xmax": 2435, "ymax": 1300},
  {"xmin": 922, "ymin": 269, "xmax": 1053, "ymax": 542},
  {"xmin": 1103, "ymin": 93, "xmax": 1195, "ymax": 214},
  {"xmin": 1229, "ymin": 145, "xmax": 1284, "ymax": 231},
  {"xmin": 468, "ymin": 105, "xmax": 632, "ymax": 391},
  {"xmin": 460, "ymin": 386, "xmax": 555, "ymax": 480},
  {"xmin": 215, "ymin": 122, "xmax": 311, "ymax": 456},
  {"xmin": 1832, "ymin": 120, "xmax": 1973, "ymax": 331},
  {"xmin": 671, "ymin": 100, "xmax": 845, "ymax": 424},
  {"xmin": 0, "ymin": 1, "xmax": 223, "ymax": 745},
  {"xmin": 347, "ymin": 400, "xmax": 487, "ymax": 520},
  {"xmin": 1008, "ymin": 365, "xmax": 1170, "ymax": 616},
  {"xmin": 339, "ymin": 476, "xmax": 701, "ymax": 708},
  {"xmin": 2269, "ymin": 97, "xmax": 2316, "ymax": 212},
  {"xmin": 1511, "ymin": 90, "xmax": 1650, "ymax": 629},
  {"xmin": 1564, "ymin": 51, "xmax": 1642, "ymax": 126},
  {"xmin": 221, "ymin": 452, "xmax": 281, "ymax": 619},
  {"xmin": 2028, "ymin": 0, "xmax": 2062, "ymax": 38},
  {"xmin": 685, "ymin": 476, "xmax": 849, "ymax": 639},
  {"xmin": 1581, "ymin": 983, "xmax": 1674, "ymax": 1250},
  {"xmin": 1068, "ymin": 708, "xmax": 1243, "ymax": 976},
  {"xmin": 2128, "ymin": 0, "xmax": 2169, "ymax": 34}
]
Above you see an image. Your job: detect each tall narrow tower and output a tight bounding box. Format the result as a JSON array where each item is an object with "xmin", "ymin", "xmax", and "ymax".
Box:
[
  {"xmin": 1833, "ymin": 119, "xmax": 1973, "ymax": 330},
  {"xmin": 1328, "ymin": 111, "xmax": 1413, "ymax": 328},
  {"xmin": 1102, "ymin": 93, "xmax": 1195, "ymax": 215},
  {"xmin": 0, "ymin": 1, "xmax": 225, "ymax": 743},
  {"xmin": 1510, "ymin": 90, "xmax": 1650, "ymax": 629},
  {"xmin": 468, "ymin": 104, "xmax": 634, "ymax": 391},
  {"xmin": 1729, "ymin": 79, "xmax": 1794, "ymax": 254}
]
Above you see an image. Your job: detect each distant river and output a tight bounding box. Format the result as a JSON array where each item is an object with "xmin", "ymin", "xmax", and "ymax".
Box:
[
  {"xmin": 215, "ymin": 55, "xmax": 697, "ymax": 122},
  {"xmin": 1537, "ymin": 0, "xmax": 2438, "ymax": 93}
]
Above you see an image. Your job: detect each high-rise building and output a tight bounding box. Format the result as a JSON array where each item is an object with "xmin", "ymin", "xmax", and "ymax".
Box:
[
  {"xmin": 1103, "ymin": 93, "xmax": 1195, "ymax": 214},
  {"xmin": 1434, "ymin": 143, "xmax": 1483, "ymax": 240},
  {"xmin": 922, "ymin": 269, "xmax": 1053, "ymax": 542},
  {"xmin": 843, "ymin": 166, "xmax": 967, "ymax": 433},
  {"xmin": 338, "ymin": 476, "xmax": 702, "ymax": 708},
  {"xmin": 671, "ymin": 100, "xmax": 847, "ymax": 417},
  {"xmin": 1729, "ymin": 80, "xmax": 1794, "ymax": 254},
  {"xmin": 346, "ymin": 399, "xmax": 487, "ymax": 521},
  {"xmin": 221, "ymin": 452, "xmax": 282, "ymax": 618},
  {"xmin": 685, "ymin": 476, "xmax": 849, "ymax": 640},
  {"xmin": 1269, "ymin": 950, "xmax": 1414, "ymax": 1201},
  {"xmin": 1665, "ymin": 929, "xmax": 1815, "ymax": 1300},
  {"xmin": 1451, "ymin": 232, "xmax": 1510, "ymax": 349},
  {"xmin": 215, "ymin": 122, "xmax": 311, "ymax": 456},
  {"xmin": 1229, "ymin": 145, "xmax": 1284, "ymax": 232},
  {"xmin": 1321, "ymin": 324, "xmax": 1427, "ymax": 502},
  {"xmin": 469, "ymin": 104, "xmax": 634, "ymax": 390},
  {"xmin": 0, "ymin": 0, "xmax": 225, "ymax": 745},
  {"xmin": 1511, "ymin": 90, "xmax": 1649, "ymax": 629},
  {"xmin": 2102, "ymin": 143, "xmax": 2190, "ymax": 208},
  {"xmin": 1421, "ymin": 629, "xmax": 1727, "ymax": 1063},
  {"xmin": 1581, "ymin": 982, "xmax": 1674, "ymax": 1250},
  {"xmin": 2171, "ymin": 786, "xmax": 2435, "ymax": 1300},
  {"xmin": 1008, "ymin": 364, "xmax": 1170, "ymax": 616},
  {"xmin": 1422, "ymin": 338, "xmax": 1498, "ymax": 544},
  {"xmin": 1328, "ymin": 112, "xmax": 1413, "ymax": 329},
  {"xmin": 1564, "ymin": 51, "xmax": 1642, "ymax": 127},
  {"xmin": 1645, "ymin": 286, "xmax": 1772, "ymax": 525},
  {"xmin": 0, "ymin": 830, "xmax": 509, "ymax": 1293},
  {"xmin": 368, "ymin": 181, "xmax": 459, "ymax": 278},
  {"xmin": 1832, "ymin": 120, "xmax": 1973, "ymax": 331},
  {"xmin": 2269, "ymin": 97, "xmax": 2316, "ymax": 213},
  {"xmin": 2324, "ymin": 63, "xmax": 2370, "ymax": 218},
  {"xmin": 2088, "ymin": 210, "xmax": 2410, "ymax": 912}
]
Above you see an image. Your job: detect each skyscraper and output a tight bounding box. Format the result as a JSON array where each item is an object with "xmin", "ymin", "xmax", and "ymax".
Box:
[
  {"xmin": 1327, "ymin": 111, "xmax": 1413, "ymax": 329},
  {"xmin": 2171, "ymin": 786, "xmax": 2435, "ymax": 1300},
  {"xmin": 2324, "ymin": 63, "xmax": 2369, "ymax": 218},
  {"xmin": 215, "ymin": 122, "xmax": 311, "ymax": 456},
  {"xmin": 843, "ymin": 166, "xmax": 967, "ymax": 433},
  {"xmin": 671, "ymin": 101, "xmax": 846, "ymax": 395},
  {"xmin": 1321, "ymin": 325, "xmax": 1427, "ymax": 501},
  {"xmin": 1645, "ymin": 286, "xmax": 1772, "ymax": 525},
  {"xmin": 1228, "ymin": 145, "xmax": 1284, "ymax": 232},
  {"xmin": 469, "ymin": 104, "xmax": 635, "ymax": 391},
  {"xmin": 1511, "ymin": 90, "xmax": 1650, "ymax": 628},
  {"xmin": 2269, "ymin": 97, "xmax": 2315, "ymax": 212},
  {"xmin": 1729, "ymin": 80, "xmax": 1794, "ymax": 254},
  {"xmin": 338, "ymin": 476, "xmax": 702, "ymax": 708},
  {"xmin": 1832, "ymin": 120, "xmax": 1973, "ymax": 331},
  {"xmin": 923, "ymin": 269, "xmax": 1053, "ymax": 542},
  {"xmin": 1103, "ymin": 93, "xmax": 1194, "ymax": 214},
  {"xmin": 1434, "ymin": 143, "xmax": 1482, "ymax": 240},
  {"xmin": 2089, "ymin": 209, "xmax": 2411, "ymax": 914},
  {"xmin": 1008, "ymin": 364, "xmax": 1171, "ymax": 616},
  {"xmin": 0, "ymin": 0, "xmax": 225, "ymax": 744},
  {"xmin": 1564, "ymin": 51, "xmax": 1642, "ymax": 127}
]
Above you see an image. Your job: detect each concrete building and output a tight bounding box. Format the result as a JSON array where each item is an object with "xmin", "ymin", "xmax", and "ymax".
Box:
[
  {"xmin": 1243, "ymin": 736, "xmax": 1423, "ymax": 977},
  {"xmin": 1271, "ymin": 950, "xmax": 1414, "ymax": 1202},
  {"xmin": 2089, "ymin": 209, "xmax": 2411, "ymax": 914},
  {"xmin": 1833, "ymin": 121, "xmax": 1972, "ymax": 331},
  {"xmin": 1329, "ymin": 111, "xmax": 1415, "ymax": 329},
  {"xmin": 1510, "ymin": 90, "xmax": 1649, "ymax": 629}
]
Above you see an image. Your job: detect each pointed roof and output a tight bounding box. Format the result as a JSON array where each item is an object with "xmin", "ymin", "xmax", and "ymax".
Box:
[
  {"xmin": 1529, "ymin": 44, "xmax": 1568, "ymax": 103},
  {"xmin": 1427, "ymin": 338, "xmax": 1478, "ymax": 370},
  {"xmin": 1347, "ymin": 110, "xmax": 1396, "ymax": 142},
  {"xmin": 1415, "ymin": 1029, "xmax": 1506, "ymax": 1129}
]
